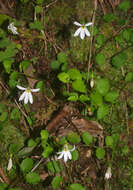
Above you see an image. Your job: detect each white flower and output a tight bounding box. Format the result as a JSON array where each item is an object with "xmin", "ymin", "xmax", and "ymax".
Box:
[
  {"xmin": 74, "ymin": 21, "xmax": 93, "ymax": 40},
  {"xmin": 8, "ymin": 22, "xmax": 18, "ymax": 35},
  {"xmin": 105, "ymin": 167, "xmax": 112, "ymax": 180},
  {"xmin": 57, "ymin": 144, "xmax": 75, "ymax": 162},
  {"xmin": 16, "ymin": 85, "xmax": 40, "ymax": 104},
  {"xmin": 7, "ymin": 158, "xmax": 13, "ymax": 171}
]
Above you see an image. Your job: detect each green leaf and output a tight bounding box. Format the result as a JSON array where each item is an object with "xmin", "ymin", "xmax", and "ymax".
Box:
[
  {"xmin": 112, "ymin": 133, "xmax": 120, "ymax": 146},
  {"xmin": 68, "ymin": 93, "xmax": 78, "ymax": 101},
  {"xmin": 69, "ymin": 183, "xmax": 85, "ymax": 190},
  {"xmin": 79, "ymin": 94, "xmax": 89, "ymax": 102},
  {"xmin": 29, "ymin": 21, "xmax": 44, "ymax": 30},
  {"xmin": 35, "ymin": 81, "xmax": 44, "ymax": 91},
  {"xmin": 3, "ymin": 59, "xmax": 13, "ymax": 74},
  {"xmin": 28, "ymin": 139, "xmax": 37, "ymax": 147},
  {"xmin": 112, "ymin": 52, "xmax": 127, "ymax": 69},
  {"xmin": 97, "ymin": 104, "xmax": 109, "ymax": 120},
  {"xmin": 71, "ymin": 150, "xmax": 79, "ymax": 161},
  {"xmin": 47, "ymin": 161, "xmax": 62, "ymax": 174},
  {"xmin": 125, "ymin": 72, "xmax": 133, "ymax": 82},
  {"xmin": 10, "ymin": 108, "xmax": 21, "ymax": 120},
  {"xmin": 118, "ymin": 0, "xmax": 131, "ymax": 11},
  {"xmin": 20, "ymin": 60, "xmax": 30, "ymax": 71},
  {"xmin": 9, "ymin": 143, "xmax": 20, "ymax": 154},
  {"xmin": 9, "ymin": 71, "xmax": 19, "ymax": 88},
  {"xmin": 0, "ymin": 14, "xmax": 10, "ymax": 26},
  {"xmin": 90, "ymin": 92, "xmax": 103, "ymax": 106},
  {"xmin": 51, "ymin": 176, "xmax": 63, "ymax": 189},
  {"xmin": 35, "ymin": 5, "xmax": 43, "ymax": 13},
  {"xmin": 105, "ymin": 136, "xmax": 114, "ymax": 147},
  {"xmin": 0, "ymin": 183, "xmax": 8, "ymax": 190},
  {"xmin": 61, "ymin": 62, "xmax": 68, "ymax": 71},
  {"xmin": 95, "ymin": 53, "xmax": 106, "ymax": 66},
  {"xmin": 26, "ymin": 172, "xmax": 40, "ymax": 184},
  {"xmin": 20, "ymin": 158, "xmax": 33, "ymax": 174},
  {"xmin": 103, "ymin": 13, "xmax": 116, "ymax": 22},
  {"xmin": 41, "ymin": 130, "xmax": 49, "ymax": 141},
  {"xmin": 104, "ymin": 91, "xmax": 119, "ymax": 103},
  {"xmin": 0, "ymin": 38, "xmax": 11, "ymax": 48},
  {"xmin": 96, "ymin": 78, "xmax": 110, "ymax": 96},
  {"xmin": 122, "ymin": 29, "xmax": 133, "ymax": 41},
  {"xmin": 36, "ymin": 0, "xmax": 44, "ymax": 4},
  {"xmin": 17, "ymin": 147, "xmax": 35, "ymax": 157},
  {"xmin": 96, "ymin": 147, "xmax": 105, "ymax": 159},
  {"xmin": 82, "ymin": 132, "xmax": 93, "ymax": 145},
  {"xmin": 58, "ymin": 72, "xmax": 70, "ymax": 83},
  {"xmin": 72, "ymin": 80, "xmax": 87, "ymax": 93},
  {"xmin": 67, "ymin": 68, "xmax": 82, "ymax": 80},
  {"xmin": 50, "ymin": 60, "xmax": 61, "ymax": 70},
  {"xmin": 57, "ymin": 52, "xmax": 67, "ymax": 63},
  {"xmin": 67, "ymin": 132, "xmax": 81, "ymax": 144},
  {"xmin": 42, "ymin": 145, "xmax": 53, "ymax": 158}
]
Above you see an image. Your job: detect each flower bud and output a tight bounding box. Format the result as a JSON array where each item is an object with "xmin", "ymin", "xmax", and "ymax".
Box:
[
  {"xmin": 7, "ymin": 158, "xmax": 13, "ymax": 171},
  {"xmin": 105, "ymin": 167, "xmax": 112, "ymax": 180},
  {"xmin": 90, "ymin": 78, "xmax": 94, "ymax": 88}
]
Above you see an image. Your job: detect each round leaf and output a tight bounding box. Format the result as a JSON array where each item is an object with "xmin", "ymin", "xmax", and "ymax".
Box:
[
  {"xmin": 82, "ymin": 132, "xmax": 93, "ymax": 145},
  {"xmin": 96, "ymin": 78, "xmax": 110, "ymax": 96},
  {"xmin": 26, "ymin": 172, "xmax": 40, "ymax": 184},
  {"xmin": 67, "ymin": 132, "xmax": 81, "ymax": 144},
  {"xmin": 104, "ymin": 91, "xmax": 119, "ymax": 103},
  {"xmin": 95, "ymin": 53, "xmax": 106, "ymax": 66},
  {"xmin": 20, "ymin": 158, "xmax": 33, "ymax": 174},
  {"xmin": 51, "ymin": 176, "xmax": 63, "ymax": 189},
  {"xmin": 50, "ymin": 60, "xmax": 61, "ymax": 70},
  {"xmin": 90, "ymin": 92, "xmax": 103, "ymax": 106},
  {"xmin": 97, "ymin": 104, "xmax": 109, "ymax": 120},
  {"xmin": 96, "ymin": 147, "xmax": 105, "ymax": 159},
  {"xmin": 69, "ymin": 183, "xmax": 85, "ymax": 190},
  {"xmin": 67, "ymin": 68, "xmax": 82, "ymax": 80},
  {"xmin": 57, "ymin": 52, "xmax": 67, "ymax": 63},
  {"xmin": 71, "ymin": 150, "xmax": 79, "ymax": 161},
  {"xmin": 72, "ymin": 80, "xmax": 87, "ymax": 93},
  {"xmin": 58, "ymin": 72, "xmax": 70, "ymax": 83},
  {"xmin": 105, "ymin": 136, "xmax": 114, "ymax": 147}
]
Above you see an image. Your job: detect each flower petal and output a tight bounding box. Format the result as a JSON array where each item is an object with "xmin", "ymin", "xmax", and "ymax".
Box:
[
  {"xmin": 85, "ymin": 22, "xmax": 93, "ymax": 26},
  {"xmin": 64, "ymin": 152, "xmax": 68, "ymax": 162},
  {"xmin": 74, "ymin": 28, "xmax": 82, "ymax": 37},
  {"xmin": 19, "ymin": 91, "xmax": 26, "ymax": 101},
  {"xmin": 80, "ymin": 29, "xmax": 85, "ymax": 40},
  {"xmin": 24, "ymin": 93, "xmax": 29, "ymax": 104},
  {"xmin": 31, "ymin": 88, "xmax": 40, "ymax": 92},
  {"xmin": 17, "ymin": 85, "xmax": 26, "ymax": 90},
  {"xmin": 70, "ymin": 145, "xmax": 75, "ymax": 152},
  {"xmin": 84, "ymin": 28, "xmax": 90, "ymax": 37},
  {"xmin": 57, "ymin": 152, "xmax": 64, "ymax": 160},
  {"xmin": 28, "ymin": 92, "xmax": 33, "ymax": 104},
  {"xmin": 74, "ymin": 21, "xmax": 82, "ymax": 26},
  {"xmin": 67, "ymin": 151, "xmax": 72, "ymax": 160}
]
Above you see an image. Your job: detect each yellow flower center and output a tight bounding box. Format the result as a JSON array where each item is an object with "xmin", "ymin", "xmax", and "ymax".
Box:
[
  {"xmin": 26, "ymin": 88, "xmax": 31, "ymax": 93},
  {"xmin": 64, "ymin": 145, "xmax": 68, "ymax": 152},
  {"xmin": 81, "ymin": 25, "xmax": 85, "ymax": 29}
]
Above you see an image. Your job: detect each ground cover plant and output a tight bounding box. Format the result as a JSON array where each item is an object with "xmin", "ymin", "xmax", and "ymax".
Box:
[{"xmin": 0, "ymin": 0, "xmax": 133, "ymax": 189}]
